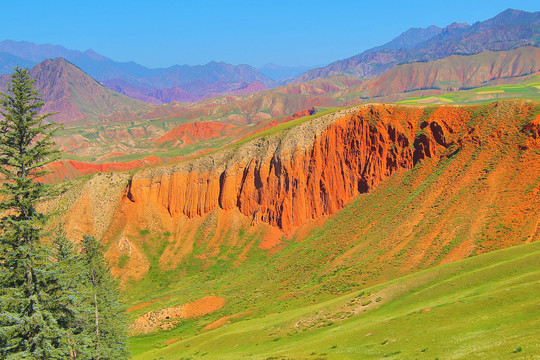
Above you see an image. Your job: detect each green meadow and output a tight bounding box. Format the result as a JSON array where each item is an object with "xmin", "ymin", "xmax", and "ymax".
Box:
[{"xmin": 133, "ymin": 240, "xmax": 540, "ymax": 359}]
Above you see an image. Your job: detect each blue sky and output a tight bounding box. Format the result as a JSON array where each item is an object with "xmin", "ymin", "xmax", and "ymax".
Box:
[{"xmin": 1, "ymin": 0, "xmax": 537, "ymax": 68}]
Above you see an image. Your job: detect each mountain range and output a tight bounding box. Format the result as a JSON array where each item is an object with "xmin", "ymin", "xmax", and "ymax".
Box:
[
  {"xmin": 295, "ymin": 8, "xmax": 540, "ymax": 82},
  {"xmin": 0, "ymin": 40, "xmax": 273, "ymax": 103},
  {"xmin": 7, "ymin": 45, "xmax": 536, "ymax": 129},
  {"xmin": 351, "ymin": 46, "xmax": 540, "ymax": 99}
]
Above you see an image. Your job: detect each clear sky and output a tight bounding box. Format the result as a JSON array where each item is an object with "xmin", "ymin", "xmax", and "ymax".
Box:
[{"xmin": 1, "ymin": 0, "xmax": 538, "ymax": 68}]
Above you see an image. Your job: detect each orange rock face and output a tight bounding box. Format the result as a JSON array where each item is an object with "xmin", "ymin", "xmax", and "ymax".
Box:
[
  {"xmin": 120, "ymin": 105, "xmax": 454, "ymax": 233},
  {"xmin": 523, "ymin": 113, "xmax": 540, "ymax": 149}
]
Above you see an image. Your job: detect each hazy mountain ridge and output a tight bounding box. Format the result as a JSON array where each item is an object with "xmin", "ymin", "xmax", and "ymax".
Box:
[
  {"xmin": 0, "ymin": 40, "xmax": 273, "ymax": 103},
  {"xmin": 369, "ymin": 25, "xmax": 443, "ymax": 51},
  {"xmin": 1, "ymin": 45, "xmax": 534, "ymax": 128},
  {"xmin": 258, "ymin": 63, "xmax": 319, "ymax": 82}
]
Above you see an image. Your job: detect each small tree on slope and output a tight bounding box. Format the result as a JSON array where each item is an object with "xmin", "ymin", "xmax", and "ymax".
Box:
[
  {"xmin": 81, "ymin": 235, "xmax": 128, "ymax": 360},
  {"xmin": 51, "ymin": 226, "xmax": 92, "ymax": 359},
  {"xmin": 0, "ymin": 67, "xmax": 64, "ymax": 358}
]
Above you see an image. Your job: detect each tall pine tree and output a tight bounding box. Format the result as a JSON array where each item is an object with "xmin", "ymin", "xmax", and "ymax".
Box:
[{"xmin": 0, "ymin": 67, "xmax": 65, "ymax": 358}]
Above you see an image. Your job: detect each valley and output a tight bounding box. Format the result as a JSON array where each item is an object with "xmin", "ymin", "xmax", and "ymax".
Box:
[{"xmin": 0, "ymin": 6, "xmax": 539, "ymax": 359}]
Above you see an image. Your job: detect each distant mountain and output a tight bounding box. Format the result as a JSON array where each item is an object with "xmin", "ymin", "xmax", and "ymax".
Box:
[
  {"xmin": 0, "ymin": 58, "xmax": 150, "ymax": 124},
  {"xmin": 101, "ymin": 78, "xmax": 167, "ymax": 104},
  {"xmin": 0, "ymin": 52, "xmax": 35, "ymax": 74},
  {"xmin": 0, "ymin": 40, "xmax": 155, "ymax": 79},
  {"xmin": 369, "ymin": 25, "xmax": 442, "ymax": 51},
  {"xmin": 102, "ymin": 74, "xmax": 269, "ymax": 104},
  {"xmin": 0, "ymin": 40, "xmax": 273, "ymax": 102},
  {"xmin": 258, "ymin": 63, "xmax": 319, "ymax": 81},
  {"xmin": 295, "ymin": 8, "xmax": 540, "ymax": 82},
  {"xmin": 138, "ymin": 61, "xmax": 271, "ymax": 89}
]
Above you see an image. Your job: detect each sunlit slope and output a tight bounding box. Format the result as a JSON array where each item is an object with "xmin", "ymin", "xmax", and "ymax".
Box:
[
  {"xmin": 133, "ymin": 240, "xmax": 540, "ymax": 359},
  {"xmin": 360, "ymin": 47, "xmax": 540, "ymax": 98}
]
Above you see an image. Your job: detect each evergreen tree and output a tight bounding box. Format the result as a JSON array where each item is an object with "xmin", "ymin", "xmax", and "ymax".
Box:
[
  {"xmin": 0, "ymin": 67, "xmax": 64, "ymax": 358},
  {"xmin": 81, "ymin": 235, "xmax": 128, "ymax": 360},
  {"xmin": 50, "ymin": 226, "xmax": 91, "ymax": 359}
]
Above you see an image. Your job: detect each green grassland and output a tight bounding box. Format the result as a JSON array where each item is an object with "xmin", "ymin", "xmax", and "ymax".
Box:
[{"xmin": 133, "ymin": 240, "xmax": 540, "ymax": 359}]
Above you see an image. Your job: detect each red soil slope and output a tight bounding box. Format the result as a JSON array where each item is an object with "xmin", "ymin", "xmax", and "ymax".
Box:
[
  {"xmin": 157, "ymin": 121, "xmax": 235, "ymax": 145},
  {"xmin": 254, "ymin": 107, "xmax": 317, "ymax": 132},
  {"xmin": 130, "ymin": 296, "xmax": 226, "ymax": 334},
  {"xmin": 44, "ymin": 157, "xmax": 162, "ymax": 183}
]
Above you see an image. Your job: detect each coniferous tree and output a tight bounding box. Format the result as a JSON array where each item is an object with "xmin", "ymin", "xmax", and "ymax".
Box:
[
  {"xmin": 0, "ymin": 67, "xmax": 64, "ymax": 358},
  {"xmin": 81, "ymin": 235, "xmax": 128, "ymax": 360},
  {"xmin": 50, "ymin": 226, "xmax": 91, "ymax": 359}
]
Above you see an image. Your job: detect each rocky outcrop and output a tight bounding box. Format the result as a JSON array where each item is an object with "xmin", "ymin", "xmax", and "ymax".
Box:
[
  {"xmin": 120, "ymin": 104, "xmax": 460, "ymax": 232},
  {"xmin": 131, "ymin": 296, "xmax": 226, "ymax": 334},
  {"xmin": 48, "ymin": 100, "xmax": 539, "ymax": 291},
  {"xmin": 523, "ymin": 113, "xmax": 540, "ymax": 149}
]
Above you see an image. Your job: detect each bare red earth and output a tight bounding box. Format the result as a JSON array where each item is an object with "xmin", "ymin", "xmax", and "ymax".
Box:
[
  {"xmin": 130, "ymin": 296, "xmax": 226, "ymax": 334},
  {"xmin": 203, "ymin": 310, "xmax": 253, "ymax": 331},
  {"xmin": 254, "ymin": 107, "xmax": 316, "ymax": 133},
  {"xmin": 99, "ymin": 152, "xmax": 128, "ymax": 160},
  {"xmin": 156, "ymin": 121, "xmax": 235, "ymax": 145},
  {"xmin": 43, "ymin": 157, "xmax": 162, "ymax": 183}
]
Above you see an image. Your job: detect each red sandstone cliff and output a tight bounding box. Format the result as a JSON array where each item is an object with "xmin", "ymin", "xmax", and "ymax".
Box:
[{"xmin": 119, "ymin": 104, "xmax": 462, "ymax": 232}]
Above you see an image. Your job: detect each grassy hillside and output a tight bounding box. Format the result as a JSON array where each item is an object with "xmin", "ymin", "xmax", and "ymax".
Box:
[
  {"xmin": 133, "ymin": 240, "xmax": 540, "ymax": 359},
  {"xmin": 357, "ymin": 47, "xmax": 540, "ymax": 98},
  {"xmin": 399, "ymin": 76, "xmax": 540, "ymax": 104}
]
